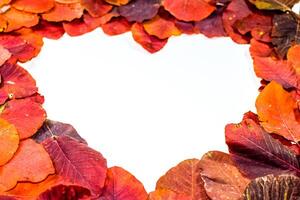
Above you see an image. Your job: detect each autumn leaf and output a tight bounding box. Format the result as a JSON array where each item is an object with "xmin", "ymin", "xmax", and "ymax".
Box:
[
  {"xmin": 0, "ymin": 99, "xmax": 46, "ymax": 139},
  {"xmin": 63, "ymin": 14, "xmax": 103, "ymax": 36},
  {"xmin": 195, "ymin": 9, "xmax": 227, "ymax": 38},
  {"xmin": 42, "ymin": 2, "xmax": 84, "ymax": 22},
  {"xmin": 0, "ymin": 139, "xmax": 55, "ymax": 192},
  {"xmin": 0, "ymin": 30, "xmax": 43, "ymax": 63},
  {"xmin": 143, "ymin": 16, "xmax": 181, "ymax": 39},
  {"xmin": 33, "ymin": 20, "xmax": 65, "ymax": 40},
  {"xmin": 256, "ymin": 81, "xmax": 300, "ymax": 142},
  {"xmin": 155, "ymin": 159, "xmax": 210, "ymax": 200},
  {"xmin": 99, "ymin": 166, "xmax": 147, "ymax": 200},
  {"xmin": 225, "ymin": 117, "xmax": 300, "ymax": 179},
  {"xmin": 81, "ymin": 0, "xmax": 112, "ymax": 18},
  {"xmin": 253, "ymin": 57, "xmax": 298, "ymax": 89},
  {"xmin": 0, "ymin": 119, "xmax": 19, "ymax": 166},
  {"xmin": 199, "ymin": 151, "xmax": 250, "ymax": 200},
  {"xmin": 118, "ymin": 0, "xmax": 160, "ymax": 22},
  {"xmin": 271, "ymin": 13, "xmax": 300, "ymax": 58},
  {"xmin": 101, "ymin": 17, "xmax": 131, "ymax": 36},
  {"xmin": 222, "ymin": 0, "xmax": 252, "ymax": 44},
  {"xmin": 0, "ymin": 63, "xmax": 38, "ymax": 104},
  {"xmin": 162, "ymin": 0, "xmax": 215, "ymax": 22},
  {"xmin": 12, "ymin": 0, "xmax": 54, "ymax": 13},
  {"xmin": 243, "ymin": 174, "xmax": 300, "ymax": 199},
  {"xmin": 249, "ymin": 0, "xmax": 299, "ymax": 11},
  {"xmin": 148, "ymin": 189, "xmax": 190, "ymax": 200},
  {"xmin": 33, "ymin": 119, "xmax": 87, "ymax": 144},
  {"xmin": 42, "ymin": 135, "xmax": 107, "ymax": 197},
  {"xmin": 0, "ymin": 7, "xmax": 39, "ymax": 32},
  {"xmin": 131, "ymin": 23, "xmax": 167, "ymax": 53}
]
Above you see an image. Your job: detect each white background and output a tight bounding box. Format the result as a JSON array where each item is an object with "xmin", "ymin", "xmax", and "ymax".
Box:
[{"xmin": 24, "ymin": 30, "xmax": 260, "ymax": 192}]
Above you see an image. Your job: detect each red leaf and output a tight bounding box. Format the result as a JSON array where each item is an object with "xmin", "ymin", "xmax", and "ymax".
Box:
[
  {"xmin": 33, "ymin": 20, "xmax": 65, "ymax": 40},
  {"xmin": 102, "ymin": 17, "xmax": 132, "ymax": 36},
  {"xmin": 81, "ymin": 0, "xmax": 112, "ymax": 18},
  {"xmin": 131, "ymin": 23, "xmax": 168, "ymax": 53},
  {"xmin": 42, "ymin": 135, "xmax": 107, "ymax": 197},
  {"xmin": 162, "ymin": 0, "xmax": 215, "ymax": 22},
  {"xmin": 0, "ymin": 63, "xmax": 38, "ymax": 104},
  {"xmin": 0, "ymin": 99, "xmax": 46, "ymax": 139},
  {"xmin": 225, "ymin": 117, "xmax": 300, "ymax": 179},
  {"xmin": 100, "ymin": 166, "xmax": 147, "ymax": 200}
]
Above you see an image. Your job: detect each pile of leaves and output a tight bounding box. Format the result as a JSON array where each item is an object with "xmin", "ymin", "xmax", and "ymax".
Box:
[{"xmin": 0, "ymin": 0, "xmax": 300, "ymax": 199}]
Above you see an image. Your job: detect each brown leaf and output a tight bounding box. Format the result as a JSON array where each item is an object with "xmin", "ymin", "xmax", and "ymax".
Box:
[
  {"xmin": 243, "ymin": 174, "xmax": 300, "ymax": 200},
  {"xmin": 199, "ymin": 151, "xmax": 250, "ymax": 200},
  {"xmin": 33, "ymin": 119, "xmax": 87, "ymax": 144},
  {"xmin": 156, "ymin": 159, "xmax": 210, "ymax": 200}
]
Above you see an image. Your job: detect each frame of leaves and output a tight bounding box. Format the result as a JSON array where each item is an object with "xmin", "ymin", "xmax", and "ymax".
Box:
[{"xmin": 0, "ymin": 0, "xmax": 299, "ymax": 199}]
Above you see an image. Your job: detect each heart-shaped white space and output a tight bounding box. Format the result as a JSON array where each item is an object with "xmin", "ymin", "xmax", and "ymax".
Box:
[{"xmin": 24, "ymin": 29, "xmax": 260, "ymax": 191}]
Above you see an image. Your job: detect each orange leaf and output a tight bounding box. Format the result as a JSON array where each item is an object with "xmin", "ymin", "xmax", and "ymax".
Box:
[
  {"xmin": 256, "ymin": 81, "xmax": 300, "ymax": 142},
  {"xmin": 162, "ymin": 0, "xmax": 215, "ymax": 22},
  {"xmin": 12, "ymin": 0, "xmax": 54, "ymax": 13},
  {"xmin": 0, "ymin": 119, "xmax": 19, "ymax": 167},
  {"xmin": 131, "ymin": 23, "xmax": 167, "ymax": 53},
  {"xmin": 148, "ymin": 189, "xmax": 190, "ymax": 200},
  {"xmin": 156, "ymin": 159, "xmax": 209, "ymax": 199},
  {"xmin": 42, "ymin": 2, "xmax": 83, "ymax": 22},
  {"xmin": 1, "ymin": 8, "xmax": 39, "ymax": 32},
  {"xmin": 0, "ymin": 139, "xmax": 54, "ymax": 192},
  {"xmin": 100, "ymin": 166, "xmax": 147, "ymax": 200},
  {"xmin": 104, "ymin": 0, "xmax": 130, "ymax": 6},
  {"xmin": 143, "ymin": 16, "xmax": 181, "ymax": 39},
  {"xmin": 288, "ymin": 44, "xmax": 300, "ymax": 75},
  {"xmin": 0, "ymin": 99, "xmax": 46, "ymax": 139}
]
